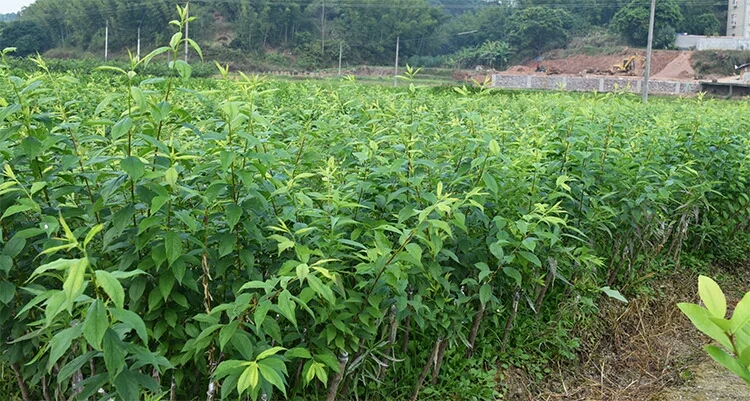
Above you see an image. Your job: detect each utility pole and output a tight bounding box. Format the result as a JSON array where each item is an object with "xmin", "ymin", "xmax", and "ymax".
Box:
[
  {"xmin": 321, "ymin": 0, "xmax": 325, "ymax": 54},
  {"xmin": 338, "ymin": 42, "xmax": 343, "ymax": 76},
  {"xmin": 137, "ymin": 26, "xmax": 141, "ymax": 60},
  {"xmin": 105, "ymin": 19, "xmax": 109, "ymax": 62},
  {"xmin": 184, "ymin": 5, "xmax": 189, "ymax": 62},
  {"xmin": 394, "ymin": 36, "xmax": 400, "ymax": 87},
  {"xmin": 642, "ymin": 0, "xmax": 656, "ymax": 102}
]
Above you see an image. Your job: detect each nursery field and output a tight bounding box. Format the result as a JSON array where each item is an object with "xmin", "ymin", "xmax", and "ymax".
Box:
[{"xmin": 2, "ymin": 50, "xmax": 750, "ymax": 400}]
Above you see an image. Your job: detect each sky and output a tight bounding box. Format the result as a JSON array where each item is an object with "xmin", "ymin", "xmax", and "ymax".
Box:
[{"xmin": 1, "ymin": 0, "xmax": 35, "ymax": 14}]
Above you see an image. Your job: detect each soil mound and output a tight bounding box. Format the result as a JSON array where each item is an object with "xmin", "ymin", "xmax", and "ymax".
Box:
[{"xmin": 653, "ymin": 52, "xmax": 695, "ymax": 80}]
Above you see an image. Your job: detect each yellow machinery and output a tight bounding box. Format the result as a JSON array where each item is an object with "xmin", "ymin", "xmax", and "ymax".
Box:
[{"xmin": 611, "ymin": 55, "xmax": 645, "ymax": 74}]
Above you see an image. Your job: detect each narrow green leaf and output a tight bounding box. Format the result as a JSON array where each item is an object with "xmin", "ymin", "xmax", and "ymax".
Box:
[
  {"xmin": 479, "ymin": 283, "xmax": 492, "ymax": 307},
  {"xmin": 277, "ymin": 290, "xmax": 297, "ymax": 327},
  {"xmin": 47, "ymin": 324, "xmax": 83, "ymax": 372},
  {"xmin": 502, "ymin": 266, "xmax": 522, "ymax": 287},
  {"xmin": 103, "ymin": 328, "xmax": 126, "ymax": 377},
  {"xmin": 256, "ymin": 346, "xmax": 286, "ymax": 361},
  {"xmin": 165, "ymin": 231, "xmax": 182, "ymax": 266},
  {"xmin": 62, "ymin": 258, "xmax": 88, "ymax": 308},
  {"xmin": 219, "ymin": 320, "xmax": 239, "ymax": 352},
  {"xmin": 518, "ymin": 251, "xmax": 542, "ymax": 268},
  {"xmin": 285, "ymin": 347, "xmax": 312, "ymax": 359},
  {"xmin": 110, "ymin": 307, "xmax": 148, "ymax": 345},
  {"xmin": 600, "ymin": 286, "xmax": 628, "ymax": 303}
]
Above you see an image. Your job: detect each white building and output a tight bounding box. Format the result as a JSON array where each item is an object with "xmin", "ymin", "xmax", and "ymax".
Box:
[{"xmin": 728, "ymin": 0, "xmax": 750, "ymax": 37}]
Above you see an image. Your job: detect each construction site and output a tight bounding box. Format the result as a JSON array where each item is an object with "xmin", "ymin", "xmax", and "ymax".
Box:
[{"xmin": 490, "ymin": 49, "xmax": 750, "ymax": 96}]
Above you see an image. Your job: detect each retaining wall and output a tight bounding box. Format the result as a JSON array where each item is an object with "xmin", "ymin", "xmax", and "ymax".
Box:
[
  {"xmin": 491, "ymin": 74, "xmax": 700, "ymax": 95},
  {"xmin": 675, "ymin": 34, "xmax": 750, "ymax": 51}
]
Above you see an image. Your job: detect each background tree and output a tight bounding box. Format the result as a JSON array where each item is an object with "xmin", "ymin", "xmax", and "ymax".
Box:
[
  {"xmin": 505, "ymin": 6, "xmax": 571, "ymax": 56},
  {"xmin": 611, "ymin": 0, "xmax": 683, "ymax": 47},
  {"xmin": 0, "ymin": 20, "xmax": 50, "ymax": 56}
]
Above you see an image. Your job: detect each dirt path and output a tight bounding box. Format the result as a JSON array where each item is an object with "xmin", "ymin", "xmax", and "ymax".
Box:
[{"xmin": 655, "ymin": 360, "xmax": 750, "ymax": 401}]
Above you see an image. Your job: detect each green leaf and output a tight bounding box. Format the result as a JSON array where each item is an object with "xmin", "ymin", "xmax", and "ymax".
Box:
[
  {"xmin": 44, "ymin": 291, "xmax": 67, "ymax": 327},
  {"xmin": 95, "ymin": 270, "xmax": 125, "ymax": 309},
  {"xmin": 83, "ymin": 299, "xmax": 108, "ymax": 350},
  {"xmin": 256, "ymin": 346, "xmax": 286, "ymax": 361},
  {"xmin": 730, "ymin": 290, "xmax": 750, "ymax": 334},
  {"xmin": 699, "ymin": 275, "xmax": 727, "ymax": 319},
  {"xmin": 488, "ymin": 139, "xmax": 500, "ymax": 156},
  {"xmin": 121, "ymin": 156, "xmax": 145, "ymax": 180},
  {"xmin": 83, "ymin": 224, "xmax": 104, "ymax": 249},
  {"xmin": 213, "ymin": 360, "xmax": 245, "ymax": 380},
  {"xmin": 1, "ymin": 204, "xmax": 33, "ymax": 220},
  {"xmin": 237, "ymin": 362, "xmax": 259, "ymax": 395},
  {"xmin": 285, "ymin": 347, "xmax": 312, "ymax": 359},
  {"xmin": 165, "ymin": 231, "xmax": 182, "ymax": 266},
  {"xmin": 219, "ymin": 233, "xmax": 237, "ymax": 258},
  {"xmin": 111, "ymin": 117, "xmax": 134, "ymax": 140},
  {"xmin": 0, "ymin": 281, "xmax": 15, "ymax": 304},
  {"xmin": 0, "ymin": 255, "xmax": 12, "ymax": 275},
  {"xmin": 277, "ymin": 290, "xmax": 297, "ymax": 327},
  {"xmin": 479, "ymin": 283, "xmax": 492, "ymax": 307},
  {"xmin": 705, "ymin": 345, "xmax": 750, "ymax": 383},
  {"xmin": 62, "ymin": 258, "xmax": 88, "ymax": 308},
  {"xmin": 159, "ymin": 272, "xmax": 175, "ymax": 302},
  {"xmin": 29, "ymin": 258, "xmax": 81, "ymax": 281},
  {"xmin": 219, "ymin": 320, "xmax": 239, "ymax": 352},
  {"xmin": 103, "ymin": 328, "xmax": 126, "ymax": 377},
  {"xmin": 2, "ymin": 234, "xmax": 25, "ymax": 258},
  {"xmin": 503, "ymin": 266, "xmax": 522, "ymax": 287},
  {"xmin": 226, "ymin": 203, "xmax": 243, "ymax": 229},
  {"xmin": 678, "ymin": 303, "xmax": 733, "ymax": 349},
  {"xmin": 110, "ymin": 307, "xmax": 148, "ymax": 345},
  {"xmin": 307, "ymin": 275, "xmax": 335, "ymax": 304},
  {"xmin": 600, "ymin": 286, "xmax": 628, "ymax": 303},
  {"xmin": 258, "ymin": 359, "xmax": 287, "ymax": 396},
  {"xmin": 114, "ymin": 369, "xmax": 141, "ymax": 401},
  {"xmin": 47, "ymin": 324, "xmax": 83, "ymax": 372},
  {"xmin": 165, "ymin": 166, "xmax": 178, "ymax": 186},
  {"xmin": 58, "ymin": 351, "xmax": 97, "ymax": 384},
  {"xmin": 254, "ymin": 299, "xmax": 271, "ymax": 329},
  {"xmin": 521, "ymin": 237, "xmax": 536, "ymax": 252},
  {"xmin": 518, "ymin": 251, "xmax": 541, "ymax": 268}
]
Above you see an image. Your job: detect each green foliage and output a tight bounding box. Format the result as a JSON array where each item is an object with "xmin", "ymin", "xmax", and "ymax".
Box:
[
  {"xmin": 611, "ymin": 0, "xmax": 683, "ymax": 47},
  {"xmin": 679, "ymin": 276, "xmax": 750, "ymax": 387},
  {"xmin": 449, "ymin": 40, "xmax": 513, "ymax": 69},
  {"xmin": 0, "ymin": 20, "xmax": 50, "ymax": 56},
  {"xmin": 505, "ymin": 6, "xmax": 571, "ymax": 56},
  {"xmin": 3, "ymin": 10, "xmax": 750, "ymax": 399}
]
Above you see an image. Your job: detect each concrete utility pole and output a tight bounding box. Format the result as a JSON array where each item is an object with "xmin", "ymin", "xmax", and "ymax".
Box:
[
  {"xmin": 321, "ymin": 0, "xmax": 325, "ymax": 54},
  {"xmin": 394, "ymin": 36, "xmax": 400, "ymax": 87},
  {"xmin": 105, "ymin": 19, "xmax": 109, "ymax": 62},
  {"xmin": 137, "ymin": 26, "xmax": 141, "ymax": 60},
  {"xmin": 338, "ymin": 42, "xmax": 343, "ymax": 75},
  {"xmin": 184, "ymin": 5, "xmax": 189, "ymax": 62},
  {"xmin": 642, "ymin": 0, "xmax": 656, "ymax": 102}
]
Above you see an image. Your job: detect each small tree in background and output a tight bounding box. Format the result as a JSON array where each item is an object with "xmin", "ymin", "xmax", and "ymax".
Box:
[
  {"xmin": 611, "ymin": 0, "xmax": 682, "ymax": 47},
  {"xmin": 505, "ymin": 6, "xmax": 571, "ymax": 56},
  {"xmin": 0, "ymin": 20, "xmax": 50, "ymax": 56}
]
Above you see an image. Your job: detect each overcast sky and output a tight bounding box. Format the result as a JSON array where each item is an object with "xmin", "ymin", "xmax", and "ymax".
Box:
[{"xmin": 1, "ymin": 0, "xmax": 35, "ymax": 14}]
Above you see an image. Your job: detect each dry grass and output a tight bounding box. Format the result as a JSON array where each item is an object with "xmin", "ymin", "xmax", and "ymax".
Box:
[{"xmin": 503, "ymin": 269, "xmax": 750, "ymax": 401}]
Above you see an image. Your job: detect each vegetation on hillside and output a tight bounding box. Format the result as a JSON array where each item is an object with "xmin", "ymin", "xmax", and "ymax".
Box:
[{"xmin": 0, "ymin": 0, "xmax": 731, "ymax": 69}]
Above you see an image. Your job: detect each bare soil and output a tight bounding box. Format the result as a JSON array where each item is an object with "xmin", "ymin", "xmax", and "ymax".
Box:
[
  {"xmin": 500, "ymin": 48, "xmax": 698, "ymax": 81},
  {"xmin": 507, "ymin": 270, "xmax": 750, "ymax": 401}
]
